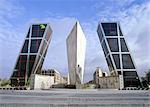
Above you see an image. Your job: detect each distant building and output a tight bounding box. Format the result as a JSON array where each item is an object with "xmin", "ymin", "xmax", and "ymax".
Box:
[
  {"xmin": 30, "ymin": 74, "xmax": 54, "ymax": 90},
  {"xmin": 41, "ymin": 69, "xmax": 67, "ymax": 84},
  {"xmin": 66, "ymin": 21, "xmax": 86, "ymax": 85},
  {"xmin": 93, "ymin": 68, "xmax": 123, "ymax": 89},
  {"xmin": 93, "ymin": 67, "xmax": 107, "ymax": 84},
  {"xmin": 97, "ymin": 22, "xmax": 141, "ymax": 88},
  {"xmin": 10, "ymin": 24, "xmax": 52, "ymax": 86},
  {"xmin": 67, "ymin": 73, "xmax": 70, "ymax": 85},
  {"xmin": 30, "ymin": 69, "xmax": 67, "ymax": 90},
  {"xmin": 98, "ymin": 76, "xmax": 120, "ymax": 89},
  {"xmin": 62, "ymin": 77, "xmax": 68, "ymax": 84}
]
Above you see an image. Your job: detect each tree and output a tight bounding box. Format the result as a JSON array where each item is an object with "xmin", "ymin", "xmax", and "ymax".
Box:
[
  {"xmin": 0, "ymin": 79, "xmax": 10, "ymax": 87},
  {"xmin": 146, "ymin": 69, "xmax": 150, "ymax": 85},
  {"xmin": 141, "ymin": 77, "xmax": 148, "ymax": 88},
  {"xmin": 141, "ymin": 69, "xmax": 150, "ymax": 88},
  {"xmin": 25, "ymin": 79, "xmax": 31, "ymax": 86}
]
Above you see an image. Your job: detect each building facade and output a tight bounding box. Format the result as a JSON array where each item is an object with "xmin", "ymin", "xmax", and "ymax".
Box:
[
  {"xmin": 97, "ymin": 22, "xmax": 141, "ymax": 88},
  {"xmin": 93, "ymin": 67, "xmax": 107, "ymax": 84},
  {"xmin": 66, "ymin": 21, "xmax": 86, "ymax": 85},
  {"xmin": 30, "ymin": 74, "xmax": 54, "ymax": 90},
  {"xmin": 10, "ymin": 24, "xmax": 52, "ymax": 86},
  {"xmin": 93, "ymin": 67, "xmax": 123, "ymax": 89},
  {"xmin": 98, "ymin": 76, "xmax": 120, "ymax": 89},
  {"xmin": 41, "ymin": 69, "xmax": 67, "ymax": 84}
]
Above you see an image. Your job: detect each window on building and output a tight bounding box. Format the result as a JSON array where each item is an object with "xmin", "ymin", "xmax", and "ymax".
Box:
[
  {"xmin": 106, "ymin": 55, "xmax": 114, "ymax": 71},
  {"xmin": 119, "ymin": 26, "xmax": 123, "ymax": 36},
  {"xmin": 112, "ymin": 54, "xmax": 120, "ymax": 69},
  {"xmin": 101, "ymin": 23, "xmax": 117, "ymax": 36},
  {"xmin": 28, "ymin": 55, "xmax": 36, "ymax": 78},
  {"xmin": 32, "ymin": 25, "xmax": 39, "ymax": 30},
  {"xmin": 30, "ymin": 39, "xmax": 42, "ymax": 53},
  {"xmin": 123, "ymin": 73, "xmax": 140, "ymax": 87},
  {"xmin": 120, "ymin": 38, "xmax": 129, "ymax": 52},
  {"xmin": 31, "ymin": 24, "xmax": 47, "ymax": 37},
  {"xmin": 26, "ymin": 29, "xmax": 30, "ymax": 38},
  {"xmin": 101, "ymin": 41, "xmax": 109, "ymax": 56},
  {"xmin": 107, "ymin": 38, "xmax": 119, "ymax": 52},
  {"xmin": 21, "ymin": 40, "xmax": 29, "ymax": 53},
  {"xmin": 122, "ymin": 54, "xmax": 135, "ymax": 69},
  {"xmin": 97, "ymin": 25, "xmax": 104, "ymax": 42},
  {"xmin": 123, "ymin": 71, "xmax": 137, "ymax": 77},
  {"xmin": 15, "ymin": 55, "xmax": 27, "ymax": 78}
]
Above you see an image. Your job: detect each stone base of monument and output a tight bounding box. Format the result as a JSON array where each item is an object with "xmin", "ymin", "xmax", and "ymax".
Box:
[
  {"xmin": 76, "ymin": 84, "xmax": 83, "ymax": 89},
  {"xmin": 0, "ymin": 90, "xmax": 149, "ymax": 107}
]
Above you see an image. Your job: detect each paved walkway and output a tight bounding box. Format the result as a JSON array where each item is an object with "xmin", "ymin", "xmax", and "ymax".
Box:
[{"xmin": 0, "ymin": 89, "xmax": 149, "ymax": 107}]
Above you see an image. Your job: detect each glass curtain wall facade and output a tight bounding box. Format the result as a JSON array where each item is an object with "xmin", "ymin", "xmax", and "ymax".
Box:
[
  {"xmin": 10, "ymin": 24, "xmax": 52, "ymax": 86},
  {"xmin": 97, "ymin": 22, "xmax": 141, "ymax": 88}
]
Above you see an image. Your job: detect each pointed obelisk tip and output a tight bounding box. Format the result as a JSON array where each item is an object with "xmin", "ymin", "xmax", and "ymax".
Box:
[
  {"xmin": 72, "ymin": 21, "xmax": 79, "ymax": 30},
  {"xmin": 75, "ymin": 21, "xmax": 80, "ymax": 26}
]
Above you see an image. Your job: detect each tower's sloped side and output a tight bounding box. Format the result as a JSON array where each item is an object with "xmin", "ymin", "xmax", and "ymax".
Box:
[
  {"xmin": 97, "ymin": 22, "xmax": 141, "ymax": 88},
  {"xmin": 66, "ymin": 22, "xmax": 86, "ymax": 85},
  {"xmin": 76, "ymin": 22, "xmax": 86, "ymax": 84},
  {"xmin": 66, "ymin": 23, "xmax": 77, "ymax": 85},
  {"xmin": 10, "ymin": 24, "xmax": 52, "ymax": 86}
]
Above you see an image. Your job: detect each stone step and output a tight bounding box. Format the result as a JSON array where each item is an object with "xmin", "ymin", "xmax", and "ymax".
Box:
[
  {"xmin": 0, "ymin": 104, "xmax": 150, "ymax": 107},
  {"xmin": 0, "ymin": 90, "xmax": 149, "ymax": 107}
]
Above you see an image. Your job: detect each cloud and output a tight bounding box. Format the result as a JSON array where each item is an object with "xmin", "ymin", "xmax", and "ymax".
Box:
[
  {"xmin": 27, "ymin": 17, "xmax": 108, "ymax": 82},
  {"xmin": 0, "ymin": 0, "xmax": 24, "ymax": 18},
  {"xmin": 0, "ymin": 0, "xmax": 25, "ymax": 46},
  {"xmin": 0, "ymin": 0, "xmax": 149, "ymax": 82},
  {"xmin": 81, "ymin": 21, "xmax": 109, "ymax": 82},
  {"xmin": 115, "ymin": 1, "xmax": 150, "ymax": 75},
  {"xmin": 0, "ymin": 13, "xmax": 77, "ymax": 78},
  {"xmin": 93, "ymin": 0, "xmax": 150, "ymax": 76},
  {"xmin": 76, "ymin": 0, "xmax": 150, "ymax": 81},
  {"xmin": 0, "ymin": 0, "xmax": 25, "ymax": 78},
  {"xmin": 37, "ymin": 17, "xmax": 77, "ymax": 76}
]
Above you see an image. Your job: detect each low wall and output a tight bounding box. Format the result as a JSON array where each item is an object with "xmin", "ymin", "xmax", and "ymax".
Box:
[{"xmin": 97, "ymin": 76, "xmax": 120, "ymax": 89}]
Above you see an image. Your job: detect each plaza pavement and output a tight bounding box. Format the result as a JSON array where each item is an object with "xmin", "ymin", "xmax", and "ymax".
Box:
[{"xmin": 0, "ymin": 89, "xmax": 149, "ymax": 107}]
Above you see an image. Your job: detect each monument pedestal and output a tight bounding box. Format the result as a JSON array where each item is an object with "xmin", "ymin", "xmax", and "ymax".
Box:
[{"xmin": 76, "ymin": 84, "xmax": 83, "ymax": 89}]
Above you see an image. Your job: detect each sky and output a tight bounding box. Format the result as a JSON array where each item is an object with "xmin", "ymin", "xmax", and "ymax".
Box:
[{"xmin": 0, "ymin": 0, "xmax": 150, "ymax": 82}]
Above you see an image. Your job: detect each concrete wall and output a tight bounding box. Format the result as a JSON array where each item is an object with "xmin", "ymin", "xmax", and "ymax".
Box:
[
  {"xmin": 93, "ymin": 68, "xmax": 104, "ymax": 84},
  {"xmin": 30, "ymin": 74, "xmax": 54, "ymax": 90},
  {"xmin": 66, "ymin": 21, "xmax": 86, "ymax": 85},
  {"xmin": 66, "ymin": 23, "xmax": 77, "ymax": 85},
  {"xmin": 76, "ymin": 22, "xmax": 86, "ymax": 84},
  {"xmin": 98, "ymin": 76, "xmax": 120, "ymax": 89}
]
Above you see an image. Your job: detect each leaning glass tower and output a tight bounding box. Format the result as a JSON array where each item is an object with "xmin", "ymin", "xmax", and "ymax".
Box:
[
  {"xmin": 97, "ymin": 22, "xmax": 141, "ymax": 88},
  {"xmin": 10, "ymin": 24, "xmax": 52, "ymax": 86}
]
